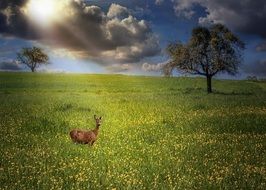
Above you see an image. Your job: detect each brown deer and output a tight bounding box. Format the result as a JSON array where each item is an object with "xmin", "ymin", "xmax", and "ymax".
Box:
[{"xmin": 70, "ymin": 115, "xmax": 102, "ymax": 146}]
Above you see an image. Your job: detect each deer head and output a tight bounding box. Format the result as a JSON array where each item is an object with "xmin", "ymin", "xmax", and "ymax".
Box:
[{"xmin": 94, "ymin": 115, "xmax": 102, "ymax": 127}]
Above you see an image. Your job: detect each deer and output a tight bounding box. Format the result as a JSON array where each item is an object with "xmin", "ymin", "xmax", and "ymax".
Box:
[{"xmin": 70, "ymin": 115, "xmax": 102, "ymax": 146}]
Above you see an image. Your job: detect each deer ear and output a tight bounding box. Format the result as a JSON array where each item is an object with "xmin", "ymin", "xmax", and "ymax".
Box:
[{"xmin": 99, "ymin": 116, "xmax": 102, "ymax": 120}]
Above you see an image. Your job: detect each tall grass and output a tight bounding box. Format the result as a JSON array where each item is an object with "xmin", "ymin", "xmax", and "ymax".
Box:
[{"xmin": 0, "ymin": 73, "xmax": 265, "ymax": 189}]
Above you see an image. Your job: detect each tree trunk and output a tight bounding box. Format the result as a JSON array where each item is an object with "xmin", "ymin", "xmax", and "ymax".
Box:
[
  {"xmin": 31, "ymin": 67, "xmax": 35, "ymax": 72},
  {"xmin": 206, "ymin": 75, "xmax": 212, "ymax": 93}
]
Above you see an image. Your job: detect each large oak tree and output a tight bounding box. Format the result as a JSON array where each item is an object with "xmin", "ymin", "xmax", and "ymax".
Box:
[
  {"xmin": 163, "ymin": 24, "xmax": 245, "ymax": 93},
  {"xmin": 17, "ymin": 47, "xmax": 49, "ymax": 72}
]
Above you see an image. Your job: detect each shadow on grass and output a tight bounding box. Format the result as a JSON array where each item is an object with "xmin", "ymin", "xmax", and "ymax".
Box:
[
  {"xmin": 55, "ymin": 103, "xmax": 91, "ymax": 112},
  {"xmin": 177, "ymin": 88, "xmax": 256, "ymax": 96},
  {"xmin": 192, "ymin": 113, "xmax": 266, "ymax": 134},
  {"xmin": 184, "ymin": 87, "xmax": 205, "ymax": 94},
  {"xmin": 213, "ymin": 90, "xmax": 253, "ymax": 96}
]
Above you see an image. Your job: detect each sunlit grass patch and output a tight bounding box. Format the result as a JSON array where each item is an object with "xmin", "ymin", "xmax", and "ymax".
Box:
[{"xmin": 0, "ymin": 73, "xmax": 265, "ymax": 189}]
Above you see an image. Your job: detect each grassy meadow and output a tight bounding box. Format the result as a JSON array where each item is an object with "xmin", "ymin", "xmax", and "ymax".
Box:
[{"xmin": 0, "ymin": 72, "xmax": 265, "ymax": 189}]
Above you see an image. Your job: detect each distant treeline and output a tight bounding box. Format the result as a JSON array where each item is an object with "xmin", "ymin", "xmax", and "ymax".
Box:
[{"xmin": 246, "ymin": 76, "xmax": 266, "ymax": 81}]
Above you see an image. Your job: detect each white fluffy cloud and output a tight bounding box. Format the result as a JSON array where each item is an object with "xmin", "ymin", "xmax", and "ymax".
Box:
[
  {"xmin": 142, "ymin": 62, "xmax": 165, "ymax": 72},
  {"xmin": 107, "ymin": 3, "xmax": 129, "ymax": 18}
]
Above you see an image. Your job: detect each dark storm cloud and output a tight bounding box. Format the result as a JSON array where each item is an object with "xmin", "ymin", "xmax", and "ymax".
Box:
[
  {"xmin": 0, "ymin": 0, "xmax": 40, "ymax": 40},
  {"xmin": 0, "ymin": 0, "xmax": 160, "ymax": 63},
  {"xmin": 243, "ymin": 60, "xmax": 266, "ymax": 76},
  {"xmin": 0, "ymin": 60, "xmax": 22, "ymax": 71},
  {"xmin": 171, "ymin": 0, "xmax": 266, "ymax": 38},
  {"xmin": 0, "ymin": 0, "xmax": 26, "ymax": 9}
]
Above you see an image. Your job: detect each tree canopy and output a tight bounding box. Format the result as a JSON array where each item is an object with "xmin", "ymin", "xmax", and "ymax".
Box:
[
  {"xmin": 163, "ymin": 24, "xmax": 245, "ymax": 93},
  {"xmin": 17, "ymin": 47, "xmax": 49, "ymax": 72}
]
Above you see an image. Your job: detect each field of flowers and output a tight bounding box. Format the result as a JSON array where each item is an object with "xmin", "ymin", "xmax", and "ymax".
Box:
[{"xmin": 0, "ymin": 72, "xmax": 265, "ymax": 189}]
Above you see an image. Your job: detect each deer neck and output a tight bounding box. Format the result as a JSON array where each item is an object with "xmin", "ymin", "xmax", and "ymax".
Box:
[{"xmin": 93, "ymin": 124, "xmax": 100, "ymax": 136}]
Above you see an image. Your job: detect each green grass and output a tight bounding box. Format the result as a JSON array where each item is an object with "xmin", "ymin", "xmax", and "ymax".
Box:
[{"xmin": 0, "ymin": 72, "xmax": 265, "ymax": 189}]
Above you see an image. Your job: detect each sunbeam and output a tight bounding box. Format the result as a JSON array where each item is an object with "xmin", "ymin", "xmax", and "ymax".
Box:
[{"xmin": 23, "ymin": 0, "xmax": 66, "ymax": 26}]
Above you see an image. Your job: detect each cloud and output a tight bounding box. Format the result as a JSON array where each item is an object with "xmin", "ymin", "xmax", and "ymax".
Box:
[
  {"xmin": 0, "ymin": 0, "xmax": 40, "ymax": 40},
  {"xmin": 172, "ymin": 0, "xmax": 266, "ymax": 38},
  {"xmin": 107, "ymin": 3, "xmax": 129, "ymax": 19},
  {"xmin": 155, "ymin": 0, "xmax": 164, "ymax": 5},
  {"xmin": 1, "ymin": 6, "xmax": 14, "ymax": 25},
  {"xmin": 0, "ymin": 0, "xmax": 160, "ymax": 63},
  {"xmin": 142, "ymin": 62, "xmax": 165, "ymax": 72},
  {"xmin": 105, "ymin": 63, "xmax": 133, "ymax": 73},
  {"xmin": 102, "ymin": 34, "xmax": 160, "ymax": 63},
  {"xmin": 256, "ymin": 41, "xmax": 266, "ymax": 52},
  {"xmin": 172, "ymin": 0, "xmax": 196, "ymax": 19},
  {"xmin": 0, "ymin": 46, "xmax": 18, "ymax": 56},
  {"xmin": 38, "ymin": 68, "xmax": 67, "ymax": 73},
  {"xmin": 0, "ymin": 60, "xmax": 22, "ymax": 71},
  {"xmin": 243, "ymin": 60, "xmax": 266, "ymax": 76}
]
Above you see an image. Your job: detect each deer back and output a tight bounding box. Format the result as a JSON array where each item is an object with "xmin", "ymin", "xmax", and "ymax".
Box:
[{"xmin": 70, "ymin": 129, "xmax": 97, "ymax": 144}]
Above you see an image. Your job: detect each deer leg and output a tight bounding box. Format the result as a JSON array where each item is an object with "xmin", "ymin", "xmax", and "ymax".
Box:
[{"xmin": 90, "ymin": 141, "xmax": 95, "ymax": 146}]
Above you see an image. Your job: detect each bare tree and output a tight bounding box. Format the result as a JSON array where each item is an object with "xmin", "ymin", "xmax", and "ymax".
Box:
[
  {"xmin": 164, "ymin": 24, "xmax": 245, "ymax": 93},
  {"xmin": 17, "ymin": 47, "xmax": 49, "ymax": 72}
]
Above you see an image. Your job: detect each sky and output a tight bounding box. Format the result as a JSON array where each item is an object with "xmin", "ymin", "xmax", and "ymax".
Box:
[{"xmin": 0, "ymin": 0, "xmax": 266, "ymax": 78}]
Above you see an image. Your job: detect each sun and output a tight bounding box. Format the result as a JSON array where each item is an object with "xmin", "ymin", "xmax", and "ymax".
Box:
[{"xmin": 24, "ymin": 0, "xmax": 59, "ymax": 25}]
